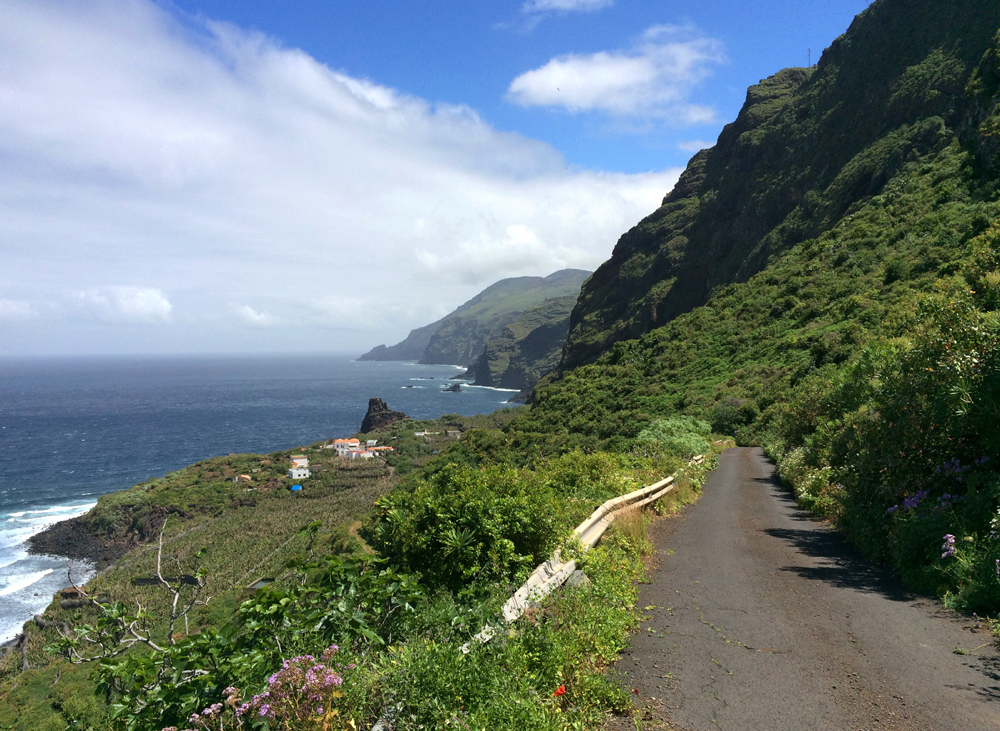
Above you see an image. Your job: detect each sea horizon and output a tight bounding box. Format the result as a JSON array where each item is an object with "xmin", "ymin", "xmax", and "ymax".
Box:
[{"xmin": 0, "ymin": 353, "xmax": 515, "ymax": 641}]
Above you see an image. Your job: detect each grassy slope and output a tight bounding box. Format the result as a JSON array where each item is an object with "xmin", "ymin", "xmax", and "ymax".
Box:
[
  {"xmin": 0, "ymin": 413, "xmax": 509, "ymax": 730},
  {"xmin": 517, "ymin": 139, "xmax": 997, "ymax": 447},
  {"xmin": 421, "ymin": 270, "xmax": 590, "ymax": 366}
]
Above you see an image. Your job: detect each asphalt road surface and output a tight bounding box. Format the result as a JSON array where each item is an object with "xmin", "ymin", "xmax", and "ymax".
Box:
[{"xmin": 611, "ymin": 447, "xmax": 999, "ymax": 731}]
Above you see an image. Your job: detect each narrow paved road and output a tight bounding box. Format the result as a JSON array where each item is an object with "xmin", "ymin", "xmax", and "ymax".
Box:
[{"xmin": 611, "ymin": 448, "xmax": 1000, "ymax": 731}]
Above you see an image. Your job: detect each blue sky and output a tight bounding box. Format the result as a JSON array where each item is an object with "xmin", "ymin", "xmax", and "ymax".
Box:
[
  {"xmin": 0, "ymin": 0, "xmax": 872, "ymax": 355},
  {"xmin": 169, "ymin": 0, "xmax": 871, "ymax": 172}
]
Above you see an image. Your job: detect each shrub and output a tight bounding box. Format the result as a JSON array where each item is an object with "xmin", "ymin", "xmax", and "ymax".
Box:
[
  {"xmin": 367, "ymin": 463, "xmax": 564, "ymax": 592},
  {"xmin": 636, "ymin": 417, "xmax": 713, "ymax": 459}
]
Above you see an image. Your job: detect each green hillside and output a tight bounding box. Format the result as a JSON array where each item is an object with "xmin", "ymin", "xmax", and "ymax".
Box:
[{"xmin": 360, "ymin": 269, "xmax": 590, "ymax": 366}]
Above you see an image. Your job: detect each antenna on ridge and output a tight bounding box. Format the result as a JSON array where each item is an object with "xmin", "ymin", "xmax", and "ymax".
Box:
[{"xmin": 808, "ymin": 48, "xmax": 811, "ymax": 67}]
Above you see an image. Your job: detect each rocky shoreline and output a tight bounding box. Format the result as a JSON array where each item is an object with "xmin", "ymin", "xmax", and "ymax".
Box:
[{"xmin": 27, "ymin": 515, "xmax": 131, "ymax": 570}]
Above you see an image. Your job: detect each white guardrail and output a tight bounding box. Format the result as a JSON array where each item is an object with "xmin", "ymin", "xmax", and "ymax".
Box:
[
  {"xmin": 464, "ymin": 454, "xmax": 706, "ymax": 649},
  {"xmin": 370, "ymin": 454, "xmax": 708, "ymax": 730}
]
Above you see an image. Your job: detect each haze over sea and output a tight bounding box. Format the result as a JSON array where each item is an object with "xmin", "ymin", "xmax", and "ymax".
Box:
[{"xmin": 0, "ymin": 354, "xmax": 514, "ymax": 641}]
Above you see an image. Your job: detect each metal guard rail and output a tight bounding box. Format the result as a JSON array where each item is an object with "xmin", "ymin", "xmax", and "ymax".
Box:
[{"xmin": 467, "ymin": 454, "xmax": 706, "ymax": 646}]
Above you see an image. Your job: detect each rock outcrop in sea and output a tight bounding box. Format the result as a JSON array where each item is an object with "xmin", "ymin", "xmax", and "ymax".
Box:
[{"xmin": 359, "ymin": 398, "xmax": 408, "ymax": 433}]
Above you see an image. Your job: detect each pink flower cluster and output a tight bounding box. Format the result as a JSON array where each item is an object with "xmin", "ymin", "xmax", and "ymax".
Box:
[
  {"xmin": 162, "ymin": 688, "xmax": 241, "ymax": 731},
  {"xmin": 237, "ymin": 645, "xmax": 345, "ymax": 723}
]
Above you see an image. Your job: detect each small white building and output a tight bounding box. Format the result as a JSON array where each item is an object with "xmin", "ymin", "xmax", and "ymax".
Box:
[
  {"xmin": 333, "ymin": 438, "xmax": 361, "ymax": 457},
  {"xmin": 346, "ymin": 449, "xmax": 374, "ymax": 460},
  {"xmin": 290, "ymin": 454, "xmax": 309, "ymax": 468},
  {"xmin": 366, "ymin": 439, "xmax": 378, "ymax": 448},
  {"xmin": 289, "ymin": 466, "xmax": 310, "ymax": 479}
]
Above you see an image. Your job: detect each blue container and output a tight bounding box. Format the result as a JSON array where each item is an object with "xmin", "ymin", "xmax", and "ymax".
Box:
[{"xmin": 290, "ymin": 484, "xmax": 302, "ymax": 491}]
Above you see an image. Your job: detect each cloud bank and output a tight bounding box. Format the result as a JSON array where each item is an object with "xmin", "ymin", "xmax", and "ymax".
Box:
[
  {"xmin": 521, "ymin": 0, "xmax": 614, "ymax": 13},
  {"xmin": 0, "ymin": 0, "xmax": 681, "ymax": 354},
  {"xmin": 507, "ymin": 24, "xmax": 725, "ymax": 122}
]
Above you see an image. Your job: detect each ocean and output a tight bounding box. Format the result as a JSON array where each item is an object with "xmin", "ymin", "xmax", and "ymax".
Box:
[{"xmin": 0, "ymin": 354, "xmax": 517, "ymax": 642}]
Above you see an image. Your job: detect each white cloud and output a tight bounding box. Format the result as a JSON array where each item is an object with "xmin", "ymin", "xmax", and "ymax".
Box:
[
  {"xmin": 677, "ymin": 139, "xmax": 716, "ymax": 152},
  {"xmin": 233, "ymin": 304, "xmax": 280, "ymax": 328},
  {"xmin": 0, "ymin": 0, "xmax": 681, "ymax": 354},
  {"xmin": 507, "ymin": 24, "xmax": 724, "ymax": 122},
  {"xmin": 522, "ymin": 0, "xmax": 614, "ymax": 12},
  {"xmin": 74, "ymin": 287, "xmax": 172, "ymax": 324},
  {"xmin": 0, "ymin": 297, "xmax": 34, "ymax": 320}
]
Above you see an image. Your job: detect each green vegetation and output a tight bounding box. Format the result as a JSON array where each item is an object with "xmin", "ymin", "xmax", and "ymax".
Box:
[
  {"xmin": 1, "ymin": 445, "xmax": 398, "ymax": 730},
  {"xmin": 562, "ymin": 0, "xmax": 1000, "ymax": 370},
  {"xmin": 767, "ymin": 276, "xmax": 1000, "ymax": 611},
  {"xmin": 7, "ymin": 1, "xmax": 1000, "ymax": 727},
  {"xmin": 502, "ymin": 1, "xmax": 1000, "ymax": 613},
  {"xmin": 467, "ymin": 294, "xmax": 578, "ymax": 394},
  {"xmin": 367, "ymin": 450, "xmax": 686, "ymax": 594},
  {"xmin": 3, "ymin": 417, "xmax": 714, "ymax": 730},
  {"xmin": 360, "ymin": 269, "xmax": 590, "ymax": 367}
]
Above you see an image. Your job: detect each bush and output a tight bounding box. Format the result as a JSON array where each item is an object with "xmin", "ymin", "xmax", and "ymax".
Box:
[
  {"xmin": 636, "ymin": 416, "xmax": 713, "ymax": 459},
  {"xmin": 774, "ymin": 286, "xmax": 1000, "ymax": 611},
  {"xmin": 367, "ymin": 464, "xmax": 564, "ymax": 593}
]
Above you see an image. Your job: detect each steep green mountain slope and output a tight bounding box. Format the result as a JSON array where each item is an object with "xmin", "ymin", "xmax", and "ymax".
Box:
[
  {"xmin": 360, "ymin": 269, "xmax": 590, "ymax": 366},
  {"xmin": 562, "ymin": 0, "xmax": 1000, "ymax": 370},
  {"xmin": 466, "ymin": 295, "xmax": 577, "ymax": 395}
]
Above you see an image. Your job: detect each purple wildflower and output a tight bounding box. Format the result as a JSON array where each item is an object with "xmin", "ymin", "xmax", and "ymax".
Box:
[
  {"xmin": 239, "ymin": 647, "xmax": 346, "ymax": 724},
  {"xmin": 941, "ymin": 534, "xmax": 956, "ymax": 559},
  {"xmin": 901, "ymin": 489, "xmax": 931, "ymax": 511}
]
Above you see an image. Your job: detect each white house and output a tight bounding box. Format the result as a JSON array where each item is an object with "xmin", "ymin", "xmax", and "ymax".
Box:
[
  {"xmin": 332, "ymin": 438, "xmax": 361, "ymax": 456},
  {"xmin": 289, "ymin": 466, "xmax": 310, "ymax": 479},
  {"xmin": 290, "ymin": 454, "xmax": 309, "ymax": 468}
]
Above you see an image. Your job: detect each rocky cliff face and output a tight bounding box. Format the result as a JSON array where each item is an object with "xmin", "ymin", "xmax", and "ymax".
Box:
[
  {"xmin": 468, "ymin": 295, "xmax": 576, "ymax": 396},
  {"xmin": 560, "ymin": 0, "xmax": 1000, "ymax": 371},
  {"xmin": 359, "ymin": 398, "xmax": 408, "ymax": 433}
]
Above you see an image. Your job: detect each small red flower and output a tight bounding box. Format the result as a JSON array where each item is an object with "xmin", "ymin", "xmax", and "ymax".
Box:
[
  {"xmin": 553, "ymin": 685, "xmax": 566, "ymax": 697},
  {"xmin": 632, "ymin": 688, "xmax": 639, "ymax": 695}
]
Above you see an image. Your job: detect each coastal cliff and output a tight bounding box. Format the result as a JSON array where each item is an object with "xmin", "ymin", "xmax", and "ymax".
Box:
[
  {"xmin": 360, "ymin": 269, "xmax": 590, "ymax": 367},
  {"xmin": 467, "ymin": 295, "xmax": 576, "ymax": 397}
]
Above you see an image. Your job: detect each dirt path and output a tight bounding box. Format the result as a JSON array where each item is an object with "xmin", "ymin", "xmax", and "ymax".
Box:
[{"xmin": 610, "ymin": 448, "xmax": 1000, "ymax": 731}]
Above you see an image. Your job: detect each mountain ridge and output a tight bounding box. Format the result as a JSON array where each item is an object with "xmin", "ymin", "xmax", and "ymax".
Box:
[{"xmin": 360, "ymin": 269, "xmax": 590, "ymax": 367}]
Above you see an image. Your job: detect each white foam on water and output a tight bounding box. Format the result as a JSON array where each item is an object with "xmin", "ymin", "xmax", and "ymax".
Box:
[
  {"xmin": 461, "ymin": 384, "xmax": 521, "ymax": 393},
  {"xmin": 0, "ymin": 502, "xmax": 97, "ymax": 553},
  {"xmin": 0, "ymin": 499, "xmax": 98, "ymax": 640},
  {"xmin": 24, "ymin": 503, "xmax": 93, "ymax": 516},
  {"xmin": 0, "ymin": 553, "xmax": 26, "ymax": 573},
  {"xmin": 0, "ymin": 569, "xmax": 54, "ymax": 597}
]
